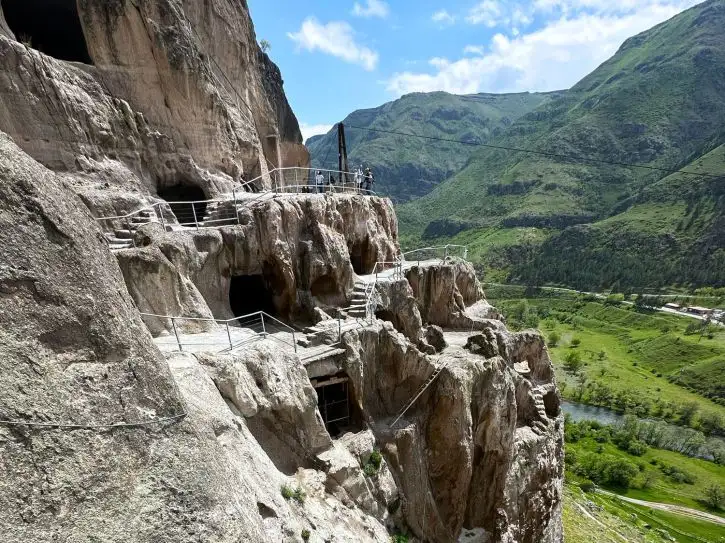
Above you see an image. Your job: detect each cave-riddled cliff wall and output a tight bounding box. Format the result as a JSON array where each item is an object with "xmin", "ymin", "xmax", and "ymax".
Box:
[{"xmin": 0, "ymin": 0, "xmax": 307, "ymax": 208}]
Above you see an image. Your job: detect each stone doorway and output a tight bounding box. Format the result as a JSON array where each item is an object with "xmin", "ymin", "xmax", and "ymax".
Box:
[
  {"xmin": 349, "ymin": 238, "xmax": 374, "ymax": 275},
  {"xmin": 312, "ymin": 374, "xmax": 362, "ymax": 438},
  {"xmin": 229, "ymin": 275, "xmax": 277, "ymax": 318},
  {"xmin": 2, "ymin": 0, "xmax": 92, "ymax": 64},
  {"xmin": 157, "ymin": 183, "xmax": 208, "ymax": 227}
]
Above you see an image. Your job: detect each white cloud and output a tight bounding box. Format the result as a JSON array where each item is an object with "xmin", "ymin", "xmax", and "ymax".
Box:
[
  {"xmin": 467, "ymin": 0, "xmax": 504, "ymax": 27},
  {"xmin": 352, "ymin": 0, "xmax": 390, "ymax": 19},
  {"xmin": 300, "ymin": 123, "xmax": 334, "ymax": 143},
  {"xmin": 463, "ymin": 45, "xmax": 486, "ymax": 55},
  {"xmin": 432, "ymin": 9, "xmax": 456, "ymax": 25},
  {"xmin": 288, "ymin": 18, "xmax": 379, "ymax": 71},
  {"xmin": 387, "ymin": 1, "xmax": 703, "ymax": 96}
]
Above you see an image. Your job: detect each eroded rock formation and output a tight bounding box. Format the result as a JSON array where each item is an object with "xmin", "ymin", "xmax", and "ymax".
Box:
[
  {"xmin": 116, "ymin": 194, "xmax": 398, "ymax": 324},
  {"xmin": 0, "ymin": 0, "xmax": 307, "ymax": 218},
  {"xmin": 0, "ymin": 2, "xmax": 563, "ymax": 542}
]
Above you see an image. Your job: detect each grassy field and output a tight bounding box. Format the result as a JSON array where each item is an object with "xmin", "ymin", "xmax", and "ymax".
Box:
[
  {"xmin": 488, "ymin": 289, "xmax": 725, "ymax": 426},
  {"xmin": 564, "ymin": 484, "xmax": 725, "ymax": 543},
  {"xmin": 567, "ymin": 433, "xmax": 725, "ymax": 512}
]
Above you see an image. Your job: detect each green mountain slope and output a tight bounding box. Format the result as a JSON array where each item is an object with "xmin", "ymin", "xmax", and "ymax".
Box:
[
  {"xmin": 514, "ymin": 144, "xmax": 725, "ymax": 289},
  {"xmin": 398, "ymin": 0, "xmax": 725, "ymax": 289},
  {"xmin": 306, "ymin": 91, "xmax": 551, "ymax": 203}
]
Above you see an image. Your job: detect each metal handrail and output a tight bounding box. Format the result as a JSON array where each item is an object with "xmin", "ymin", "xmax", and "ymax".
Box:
[
  {"xmin": 402, "ymin": 244, "xmax": 468, "ymax": 264},
  {"xmin": 139, "ymin": 310, "xmax": 297, "ymax": 353},
  {"xmin": 95, "ymin": 167, "xmax": 379, "ymax": 236}
]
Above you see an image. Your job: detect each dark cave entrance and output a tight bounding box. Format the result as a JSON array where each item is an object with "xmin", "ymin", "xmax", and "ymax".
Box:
[
  {"xmin": 157, "ymin": 184, "xmax": 208, "ymax": 227},
  {"xmin": 349, "ymin": 238, "xmax": 374, "ymax": 275},
  {"xmin": 543, "ymin": 390, "xmax": 561, "ymax": 419},
  {"xmin": 229, "ymin": 275, "xmax": 278, "ymax": 318},
  {"xmin": 310, "ymin": 274, "xmax": 338, "ymax": 306},
  {"xmin": 2, "ymin": 0, "xmax": 93, "ymax": 64},
  {"xmin": 312, "ymin": 374, "xmax": 363, "ymax": 438}
]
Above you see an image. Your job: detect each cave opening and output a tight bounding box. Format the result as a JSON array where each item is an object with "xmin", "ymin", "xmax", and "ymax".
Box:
[
  {"xmin": 2, "ymin": 0, "xmax": 93, "ymax": 64},
  {"xmin": 310, "ymin": 274, "xmax": 338, "ymax": 306},
  {"xmin": 375, "ymin": 309, "xmax": 397, "ymax": 324},
  {"xmin": 543, "ymin": 390, "xmax": 561, "ymax": 419},
  {"xmin": 229, "ymin": 275, "xmax": 277, "ymax": 318},
  {"xmin": 157, "ymin": 184, "xmax": 208, "ymax": 226},
  {"xmin": 349, "ymin": 238, "xmax": 374, "ymax": 275},
  {"xmin": 312, "ymin": 374, "xmax": 363, "ymax": 438}
]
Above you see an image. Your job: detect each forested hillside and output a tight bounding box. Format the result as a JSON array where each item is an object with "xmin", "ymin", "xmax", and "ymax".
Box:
[
  {"xmin": 307, "ymin": 91, "xmax": 551, "ymax": 203},
  {"xmin": 394, "ymin": 0, "xmax": 725, "ymax": 289}
]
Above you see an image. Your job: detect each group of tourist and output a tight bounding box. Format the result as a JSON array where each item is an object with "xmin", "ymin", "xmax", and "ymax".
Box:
[{"xmin": 314, "ymin": 165, "xmax": 375, "ymax": 194}]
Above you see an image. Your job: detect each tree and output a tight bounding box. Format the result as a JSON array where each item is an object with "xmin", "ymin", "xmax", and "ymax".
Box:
[
  {"xmin": 704, "ymin": 484, "xmax": 724, "ymax": 510},
  {"xmin": 548, "ymin": 331, "xmax": 561, "ymax": 347},
  {"xmin": 570, "ymin": 337, "xmax": 582, "ymax": 348},
  {"xmin": 564, "ymin": 351, "xmax": 584, "ymax": 374},
  {"xmin": 678, "ymin": 402, "xmax": 700, "ymax": 427},
  {"xmin": 259, "ymin": 39, "xmax": 271, "ymax": 53}
]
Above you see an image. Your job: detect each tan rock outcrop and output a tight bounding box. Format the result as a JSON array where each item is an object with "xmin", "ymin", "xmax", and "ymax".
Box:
[
  {"xmin": 406, "ymin": 259, "xmax": 499, "ymax": 328},
  {"xmin": 0, "ymin": 1, "xmax": 564, "ymax": 541},
  {"xmin": 0, "ymin": 0, "xmax": 307, "ymax": 218},
  {"xmin": 116, "ymin": 194, "xmax": 399, "ymax": 323},
  {"xmin": 338, "ymin": 319, "xmax": 563, "ymax": 543}
]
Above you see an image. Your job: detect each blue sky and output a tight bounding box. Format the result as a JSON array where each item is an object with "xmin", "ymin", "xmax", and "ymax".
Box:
[{"xmin": 247, "ymin": 0, "xmax": 704, "ymax": 141}]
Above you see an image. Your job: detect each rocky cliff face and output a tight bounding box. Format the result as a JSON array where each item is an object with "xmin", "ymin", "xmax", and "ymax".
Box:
[
  {"xmin": 0, "ymin": 0, "xmax": 307, "ymax": 213},
  {"xmin": 0, "ymin": 2, "xmax": 563, "ymax": 542}
]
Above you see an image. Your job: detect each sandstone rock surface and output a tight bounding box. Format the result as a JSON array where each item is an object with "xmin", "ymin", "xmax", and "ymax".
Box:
[
  {"xmin": 116, "ymin": 193, "xmax": 398, "ymax": 323},
  {"xmin": 0, "ymin": 0, "xmax": 307, "ymax": 219},
  {"xmin": 0, "ymin": 2, "xmax": 564, "ymax": 541}
]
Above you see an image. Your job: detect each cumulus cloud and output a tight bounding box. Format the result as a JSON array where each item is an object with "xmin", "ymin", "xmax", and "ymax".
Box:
[
  {"xmin": 288, "ymin": 18, "xmax": 379, "ymax": 71},
  {"xmin": 387, "ymin": 1, "xmax": 703, "ymax": 96},
  {"xmin": 463, "ymin": 45, "xmax": 486, "ymax": 55},
  {"xmin": 467, "ymin": 0, "xmax": 504, "ymax": 26},
  {"xmin": 300, "ymin": 123, "xmax": 334, "ymax": 143},
  {"xmin": 352, "ymin": 0, "xmax": 390, "ymax": 18},
  {"xmin": 432, "ymin": 9, "xmax": 456, "ymax": 25}
]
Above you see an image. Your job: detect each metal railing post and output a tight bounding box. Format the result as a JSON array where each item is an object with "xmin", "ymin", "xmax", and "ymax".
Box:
[
  {"xmin": 261, "ymin": 313, "xmax": 267, "ymax": 336},
  {"xmin": 338, "ymin": 318, "xmax": 342, "ymax": 343},
  {"xmin": 226, "ymin": 322, "xmax": 233, "ymax": 350},
  {"xmin": 126, "ymin": 217, "xmax": 136, "ymax": 248},
  {"xmin": 171, "ymin": 317, "xmax": 183, "ymax": 352},
  {"xmin": 444, "ymin": 246, "xmax": 449, "ymax": 261},
  {"xmin": 233, "ymin": 187, "xmax": 239, "ymax": 225},
  {"xmin": 293, "ymin": 330, "xmax": 297, "ymax": 353},
  {"xmin": 192, "ymin": 203, "xmax": 199, "ymax": 231}
]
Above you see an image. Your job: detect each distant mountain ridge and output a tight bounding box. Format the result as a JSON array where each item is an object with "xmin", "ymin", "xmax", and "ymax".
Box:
[
  {"xmin": 306, "ymin": 91, "xmax": 552, "ymax": 203},
  {"xmin": 393, "ymin": 0, "xmax": 725, "ymax": 289}
]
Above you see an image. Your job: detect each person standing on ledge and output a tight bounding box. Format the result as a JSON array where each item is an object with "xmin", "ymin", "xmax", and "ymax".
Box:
[
  {"xmin": 363, "ymin": 167, "xmax": 375, "ymax": 194},
  {"xmin": 315, "ymin": 170, "xmax": 325, "ymax": 194},
  {"xmin": 354, "ymin": 165, "xmax": 363, "ymax": 194}
]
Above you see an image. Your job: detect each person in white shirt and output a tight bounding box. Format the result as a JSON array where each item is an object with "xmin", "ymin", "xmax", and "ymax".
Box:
[
  {"xmin": 315, "ymin": 170, "xmax": 325, "ymax": 194},
  {"xmin": 354, "ymin": 166, "xmax": 363, "ymax": 193}
]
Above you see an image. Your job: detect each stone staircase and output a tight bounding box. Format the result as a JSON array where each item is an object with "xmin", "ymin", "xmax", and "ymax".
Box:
[
  {"xmin": 347, "ymin": 280, "xmax": 368, "ymax": 319},
  {"xmin": 201, "ymin": 201, "xmax": 242, "ymax": 227},
  {"xmin": 104, "ymin": 209, "xmax": 163, "ymax": 251},
  {"xmin": 530, "ymin": 390, "xmax": 550, "ymax": 436},
  {"xmin": 533, "ymin": 390, "xmax": 548, "ymax": 419}
]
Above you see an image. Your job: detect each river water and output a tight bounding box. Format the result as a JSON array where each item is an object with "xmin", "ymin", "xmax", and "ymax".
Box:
[{"xmin": 562, "ymin": 400, "xmax": 625, "ymax": 426}]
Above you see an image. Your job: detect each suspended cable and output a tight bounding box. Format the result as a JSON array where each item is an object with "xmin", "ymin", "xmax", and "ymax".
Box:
[
  {"xmin": 0, "ymin": 412, "xmax": 188, "ymax": 430},
  {"xmin": 346, "ymin": 125, "xmax": 724, "ymax": 179}
]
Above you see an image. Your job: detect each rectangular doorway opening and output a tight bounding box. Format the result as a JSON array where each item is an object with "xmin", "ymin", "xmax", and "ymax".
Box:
[
  {"xmin": 312, "ymin": 374, "xmax": 363, "ymax": 438},
  {"xmin": 229, "ymin": 274, "xmax": 277, "ymax": 318}
]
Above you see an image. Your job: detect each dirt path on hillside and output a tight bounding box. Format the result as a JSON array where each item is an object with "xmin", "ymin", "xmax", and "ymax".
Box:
[{"xmin": 597, "ymin": 489, "xmax": 725, "ymax": 526}]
